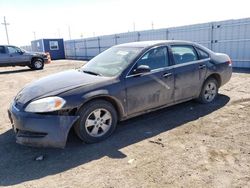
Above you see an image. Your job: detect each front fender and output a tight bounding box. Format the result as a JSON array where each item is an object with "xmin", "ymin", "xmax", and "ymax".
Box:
[{"xmin": 81, "ymin": 90, "xmax": 125, "ymax": 120}]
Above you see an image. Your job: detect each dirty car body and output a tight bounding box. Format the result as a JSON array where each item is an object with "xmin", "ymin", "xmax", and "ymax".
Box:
[{"xmin": 8, "ymin": 40, "xmax": 232, "ymax": 148}]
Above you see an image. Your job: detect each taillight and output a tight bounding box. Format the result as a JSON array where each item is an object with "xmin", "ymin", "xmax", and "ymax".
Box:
[{"xmin": 228, "ymin": 59, "xmax": 232, "ymax": 66}]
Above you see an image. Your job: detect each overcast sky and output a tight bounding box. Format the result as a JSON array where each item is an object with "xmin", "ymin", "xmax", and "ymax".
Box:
[{"xmin": 0, "ymin": 0, "xmax": 249, "ymax": 46}]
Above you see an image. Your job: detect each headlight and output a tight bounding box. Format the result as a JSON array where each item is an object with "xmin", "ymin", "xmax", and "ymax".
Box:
[{"xmin": 25, "ymin": 96, "xmax": 66, "ymax": 113}]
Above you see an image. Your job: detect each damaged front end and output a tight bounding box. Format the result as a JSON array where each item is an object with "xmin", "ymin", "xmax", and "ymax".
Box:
[{"xmin": 8, "ymin": 104, "xmax": 79, "ymax": 148}]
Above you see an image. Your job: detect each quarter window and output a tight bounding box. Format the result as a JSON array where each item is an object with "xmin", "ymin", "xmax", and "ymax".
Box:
[
  {"xmin": 171, "ymin": 45, "xmax": 198, "ymax": 64},
  {"xmin": 136, "ymin": 47, "xmax": 169, "ymax": 70},
  {"xmin": 196, "ymin": 48, "xmax": 209, "ymax": 59}
]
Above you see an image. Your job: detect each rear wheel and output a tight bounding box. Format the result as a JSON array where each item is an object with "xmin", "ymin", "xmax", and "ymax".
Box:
[
  {"xmin": 74, "ymin": 100, "xmax": 118, "ymax": 143},
  {"xmin": 30, "ymin": 58, "xmax": 44, "ymax": 70},
  {"xmin": 198, "ymin": 78, "xmax": 218, "ymax": 103}
]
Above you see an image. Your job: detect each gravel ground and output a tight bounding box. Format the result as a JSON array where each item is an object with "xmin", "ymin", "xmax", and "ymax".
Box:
[{"xmin": 0, "ymin": 60, "xmax": 249, "ymax": 188}]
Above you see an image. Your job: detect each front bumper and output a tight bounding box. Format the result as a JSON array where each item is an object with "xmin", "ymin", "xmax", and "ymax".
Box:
[
  {"xmin": 43, "ymin": 52, "xmax": 51, "ymax": 64},
  {"xmin": 43, "ymin": 57, "xmax": 51, "ymax": 64},
  {"xmin": 8, "ymin": 104, "xmax": 79, "ymax": 148}
]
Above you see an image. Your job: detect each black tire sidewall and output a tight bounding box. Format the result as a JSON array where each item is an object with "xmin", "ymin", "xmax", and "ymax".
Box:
[{"xmin": 75, "ymin": 100, "xmax": 118, "ymax": 143}]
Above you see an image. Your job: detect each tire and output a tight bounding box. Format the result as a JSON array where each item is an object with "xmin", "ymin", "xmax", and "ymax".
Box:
[
  {"xmin": 30, "ymin": 58, "xmax": 44, "ymax": 70},
  {"xmin": 198, "ymin": 78, "xmax": 219, "ymax": 104},
  {"xmin": 74, "ymin": 100, "xmax": 118, "ymax": 143}
]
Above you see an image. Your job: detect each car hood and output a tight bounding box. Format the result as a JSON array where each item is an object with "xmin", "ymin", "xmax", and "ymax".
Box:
[
  {"xmin": 25, "ymin": 51, "xmax": 46, "ymax": 57},
  {"xmin": 15, "ymin": 70, "xmax": 111, "ymax": 106}
]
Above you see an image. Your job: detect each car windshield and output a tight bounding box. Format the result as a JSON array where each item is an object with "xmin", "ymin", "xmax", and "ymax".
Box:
[{"xmin": 81, "ymin": 46, "xmax": 143, "ymax": 77}]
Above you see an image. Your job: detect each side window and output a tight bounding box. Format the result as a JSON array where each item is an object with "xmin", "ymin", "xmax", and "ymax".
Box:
[
  {"xmin": 136, "ymin": 47, "xmax": 169, "ymax": 70},
  {"xmin": 49, "ymin": 41, "xmax": 59, "ymax": 50},
  {"xmin": 171, "ymin": 45, "xmax": 198, "ymax": 64},
  {"xmin": 196, "ymin": 48, "xmax": 209, "ymax": 59},
  {"xmin": 7, "ymin": 46, "xmax": 18, "ymax": 54},
  {"xmin": 0, "ymin": 46, "xmax": 6, "ymax": 54}
]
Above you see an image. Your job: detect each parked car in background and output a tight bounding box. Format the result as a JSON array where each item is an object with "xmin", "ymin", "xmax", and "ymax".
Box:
[
  {"xmin": 8, "ymin": 40, "xmax": 232, "ymax": 148},
  {"xmin": 0, "ymin": 45, "xmax": 50, "ymax": 70}
]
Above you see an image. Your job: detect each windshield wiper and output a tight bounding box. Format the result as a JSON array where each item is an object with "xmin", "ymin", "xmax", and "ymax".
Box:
[{"xmin": 82, "ymin": 70, "xmax": 102, "ymax": 76}]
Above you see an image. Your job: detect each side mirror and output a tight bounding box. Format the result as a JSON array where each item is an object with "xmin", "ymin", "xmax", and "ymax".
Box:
[
  {"xmin": 133, "ymin": 65, "xmax": 151, "ymax": 75},
  {"xmin": 18, "ymin": 50, "xmax": 24, "ymax": 55}
]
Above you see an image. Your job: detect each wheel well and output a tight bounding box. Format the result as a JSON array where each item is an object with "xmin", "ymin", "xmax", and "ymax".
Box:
[
  {"xmin": 79, "ymin": 96, "xmax": 123, "ymax": 121},
  {"xmin": 31, "ymin": 57, "xmax": 44, "ymax": 63},
  {"xmin": 206, "ymin": 73, "xmax": 221, "ymax": 87}
]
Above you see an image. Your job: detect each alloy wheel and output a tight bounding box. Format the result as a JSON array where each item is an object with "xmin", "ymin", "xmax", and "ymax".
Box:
[
  {"xmin": 85, "ymin": 108, "xmax": 112, "ymax": 137},
  {"xmin": 204, "ymin": 82, "xmax": 217, "ymax": 102},
  {"xmin": 34, "ymin": 60, "xmax": 43, "ymax": 69}
]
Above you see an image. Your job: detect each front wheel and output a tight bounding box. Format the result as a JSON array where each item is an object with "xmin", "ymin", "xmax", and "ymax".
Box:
[
  {"xmin": 74, "ymin": 100, "xmax": 118, "ymax": 143},
  {"xmin": 30, "ymin": 58, "xmax": 44, "ymax": 70},
  {"xmin": 198, "ymin": 78, "xmax": 218, "ymax": 103}
]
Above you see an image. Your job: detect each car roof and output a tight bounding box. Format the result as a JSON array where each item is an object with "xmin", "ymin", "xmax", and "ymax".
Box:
[
  {"xmin": 115, "ymin": 40, "xmax": 214, "ymax": 55},
  {"xmin": 116, "ymin": 40, "xmax": 196, "ymax": 48},
  {"xmin": 0, "ymin": 45, "xmax": 17, "ymax": 47}
]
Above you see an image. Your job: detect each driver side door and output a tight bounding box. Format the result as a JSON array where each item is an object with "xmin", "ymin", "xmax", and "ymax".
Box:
[
  {"xmin": 7, "ymin": 46, "xmax": 29, "ymax": 66},
  {"xmin": 125, "ymin": 46, "xmax": 175, "ymax": 116}
]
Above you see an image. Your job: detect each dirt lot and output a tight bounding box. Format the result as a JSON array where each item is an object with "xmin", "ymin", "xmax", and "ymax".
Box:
[{"xmin": 0, "ymin": 60, "xmax": 249, "ymax": 188}]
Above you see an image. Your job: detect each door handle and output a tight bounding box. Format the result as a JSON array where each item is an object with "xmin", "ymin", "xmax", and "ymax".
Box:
[
  {"xmin": 163, "ymin": 72, "xmax": 172, "ymax": 78},
  {"xmin": 199, "ymin": 64, "xmax": 206, "ymax": 69}
]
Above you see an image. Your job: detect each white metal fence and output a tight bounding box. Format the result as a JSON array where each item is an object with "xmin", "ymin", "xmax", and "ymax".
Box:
[{"xmin": 64, "ymin": 18, "xmax": 250, "ymax": 68}]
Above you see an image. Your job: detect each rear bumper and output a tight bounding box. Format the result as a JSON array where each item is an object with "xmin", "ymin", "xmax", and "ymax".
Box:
[{"xmin": 8, "ymin": 104, "xmax": 79, "ymax": 148}]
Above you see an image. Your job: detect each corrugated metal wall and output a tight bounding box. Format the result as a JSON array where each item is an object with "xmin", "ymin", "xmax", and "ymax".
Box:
[{"xmin": 64, "ymin": 17, "xmax": 250, "ymax": 68}]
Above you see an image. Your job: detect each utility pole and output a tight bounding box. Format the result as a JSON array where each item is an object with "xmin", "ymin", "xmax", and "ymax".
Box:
[
  {"xmin": 57, "ymin": 28, "xmax": 61, "ymax": 38},
  {"xmin": 133, "ymin": 22, "xmax": 135, "ymax": 32},
  {"xmin": 1, "ymin": 16, "xmax": 10, "ymax": 44},
  {"xmin": 33, "ymin": 31, "xmax": 36, "ymax": 40},
  {"xmin": 151, "ymin": 21, "xmax": 154, "ymax": 30},
  {"xmin": 68, "ymin": 25, "xmax": 72, "ymax": 40}
]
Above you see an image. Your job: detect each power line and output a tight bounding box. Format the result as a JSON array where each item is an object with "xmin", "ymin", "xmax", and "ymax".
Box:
[{"xmin": 1, "ymin": 16, "xmax": 10, "ymax": 44}]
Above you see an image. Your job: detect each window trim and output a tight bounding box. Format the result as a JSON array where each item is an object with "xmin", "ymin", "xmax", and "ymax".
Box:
[
  {"xmin": 170, "ymin": 44, "xmax": 199, "ymax": 65},
  {"xmin": 126, "ymin": 45, "xmax": 170, "ymax": 78}
]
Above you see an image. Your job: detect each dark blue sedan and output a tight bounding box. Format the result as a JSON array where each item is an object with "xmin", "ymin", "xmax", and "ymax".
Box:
[{"xmin": 8, "ymin": 40, "xmax": 232, "ymax": 148}]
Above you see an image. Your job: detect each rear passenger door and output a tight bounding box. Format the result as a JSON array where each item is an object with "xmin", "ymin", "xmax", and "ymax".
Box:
[
  {"xmin": 170, "ymin": 45, "xmax": 207, "ymax": 102},
  {"xmin": 0, "ymin": 46, "xmax": 10, "ymax": 66}
]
